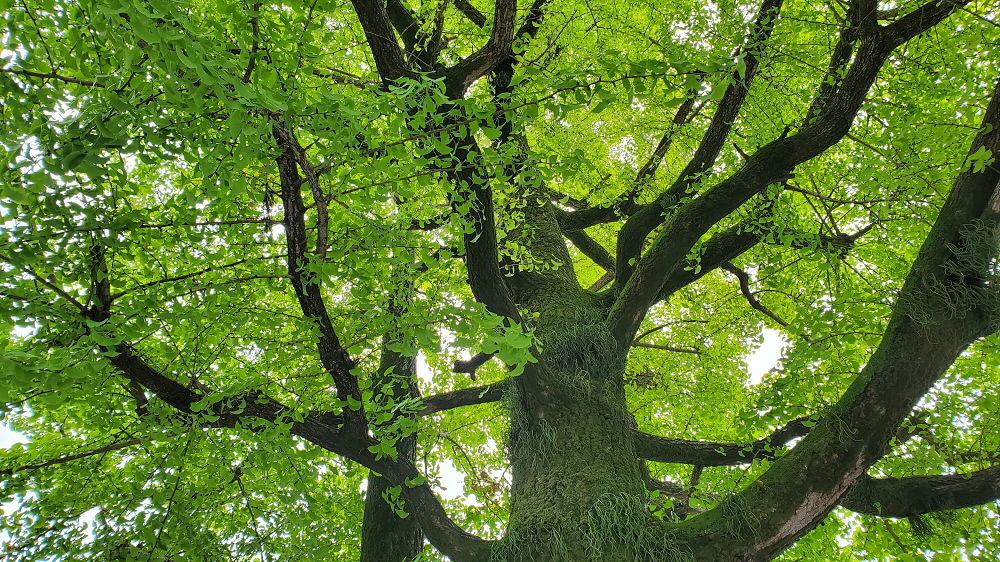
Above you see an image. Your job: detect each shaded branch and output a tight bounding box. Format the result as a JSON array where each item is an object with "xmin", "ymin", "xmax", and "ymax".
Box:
[
  {"xmin": 615, "ymin": 0, "xmax": 784, "ymax": 284},
  {"xmin": 804, "ymin": 0, "xmax": 865, "ymax": 124},
  {"xmin": 273, "ymin": 124, "xmax": 363, "ymax": 424},
  {"xmin": 840, "ymin": 466, "xmax": 1000, "ymax": 517},
  {"xmin": 102, "ymin": 333, "xmax": 492, "ymax": 560},
  {"xmin": 881, "ymin": 0, "xmax": 972, "ymax": 47},
  {"xmin": 564, "ymin": 228, "xmax": 615, "ymax": 272},
  {"xmin": 241, "ymin": 2, "xmax": 263, "ymax": 83},
  {"xmin": 721, "ymin": 261, "xmax": 791, "ymax": 328},
  {"xmin": 418, "ymin": 380, "xmax": 510, "ymax": 415},
  {"xmin": 445, "ymin": 0, "xmax": 518, "ymax": 95},
  {"xmin": 635, "ymin": 417, "xmax": 811, "ymax": 466},
  {"xmin": 631, "ymin": 341, "xmax": 701, "ymax": 354},
  {"xmin": 443, "ymin": 133, "xmax": 523, "ymax": 322},
  {"xmin": 454, "ymin": 0, "xmax": 487, "ymax": 28},
  {"xmin": 515, "ymin": 0, "xmax": 551, "ymax": 40},
  {"xmin": 0, "ymin": 67, "xmax": 105, "ymax": 87},
  {"xmin": 1, "ymin": 438, "xmax": 142, "ymax": 477},
  {"xmin": 386, "ymin": 0, "xmax": 421, "ymax": 52},
  {"xmin": 656, "ymin": 220, "xmax": 764, "ymax": 299},
  {"xmin": 349, "ymin": 0, "xmax": 413, "ymax": 82},
  {"xmin": 678, "ymin": 72, "xmax": 1000, "ymax": 559},
  {"xmin": 453, "ymin": 352, "xmax": 496, "ymax": 375},
  {"xmin": 556, "ymin": 92, "xmax": 700, "ymax": 232},
  {"xmin": 610, "ymin": 12, "xmax": 902, "ymax": 343}
]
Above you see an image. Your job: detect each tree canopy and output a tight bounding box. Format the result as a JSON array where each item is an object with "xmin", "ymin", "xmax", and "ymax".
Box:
[{"xmin": 1, "ymin": 0, "xmax": 999, "ymax": 559}]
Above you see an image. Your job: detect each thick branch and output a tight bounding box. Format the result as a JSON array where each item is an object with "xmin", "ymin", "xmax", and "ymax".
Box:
[
  {"xmin": 615, "ymin": 0, "xmax": 784, "ymax": 284},
  {"xmin": 657, "ymin": 220, "xmax": 764, "ymax": 299},
  {"xmin": 98, "ymin": 320, "xmax": 490, "ymax": 560},
  {"xmin": 445, "ymin": 131, "xmax": 523, "ymax": 321},
  {"xmin": 840, "ymin": 467, "xmax": 1000, "ymax": 517},
  {"xmin": 454, "ymin": 0, "xmax": 487, "ymax": 28},
  {"xmin": 362, "ymin": 289, "xmax": 423, "ymax": 562},
  {"xmin": 804, "ymin": 4, "xmax": 863, "ymax": 124},
  {"xmin": 418, "ymin": 380, "xmax": 509, "ymax": 415},
  {"xmin": 453, "ymin": 351, "xmax": 495, "ymax": 375},
  {"xmin": 882, "ymin": 0, "xmax": 972, "ymax": 47},
  {"xmin": 273, "ymin": 125, "xmax": 363, "ymax": 423},
  {"xmin": 678, "ymin": 73, "xmax": 1000, "ymax": 559},
  {"xmin": 635, "ymin": 417, "xmax": 810, "ymax": 466},
  {"xmin": 565, "ymin": 228, "xmax": 615, "ymax": 272},
  {"xmin": 445, "ymin": 0, "xmax": 518, "ymax": 96},
  {"xmin": 610, "ymin": 27, "xmax": 898, "ymax": 343},
  {"xmin": 350, "ymin": 0, "xmax": 413, "ymax": 82},
  {"xmin": 385, "ymin": 0, "xmax": 420, "ymax": 52}
]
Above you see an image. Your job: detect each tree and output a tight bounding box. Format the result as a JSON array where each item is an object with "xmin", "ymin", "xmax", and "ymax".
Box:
[{"xmin": 1, "ymin": 0, "xmax": 998, "ymax": 559}]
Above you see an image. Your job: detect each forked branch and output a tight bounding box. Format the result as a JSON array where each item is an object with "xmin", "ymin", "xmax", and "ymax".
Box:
[{"xmin": 677, "ymin": 71, "xmax": 1000, "ymax": 559}]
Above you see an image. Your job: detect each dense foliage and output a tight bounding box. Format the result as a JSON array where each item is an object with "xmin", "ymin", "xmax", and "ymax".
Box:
[{"xmin": 1, "ymin": 0, "xmax": 999, "ymax": 559}]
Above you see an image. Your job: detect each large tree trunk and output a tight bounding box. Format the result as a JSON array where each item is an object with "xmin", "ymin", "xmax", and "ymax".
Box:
[
  {"xmin": 361, "ymin": 457, "xmax": 423, "ymax": 562},
  {"xmin": 360, "ymin": 297, "xmax": 424, "ymax": 561},
  {"xmin": 497, "ymin": 288, "xmax": 662, "ymax": 560}
]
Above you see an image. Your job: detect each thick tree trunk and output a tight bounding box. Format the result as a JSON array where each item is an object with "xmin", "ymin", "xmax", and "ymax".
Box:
[
  {"xmin": 495, "ymin": 289, "xmax": 668, "ymax": 560},
  {"xmin": 360, "ymin": 300, "xmax": 423, "ymax": 561},
  {"xmin": 361, "ymin": 455, "xmax": 423, "ymax": 562}
]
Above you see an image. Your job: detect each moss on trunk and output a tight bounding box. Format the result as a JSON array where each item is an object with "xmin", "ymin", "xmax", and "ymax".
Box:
[{"xmin": 493, "ymin": 295, "xmax": 685, "ymax": 561}]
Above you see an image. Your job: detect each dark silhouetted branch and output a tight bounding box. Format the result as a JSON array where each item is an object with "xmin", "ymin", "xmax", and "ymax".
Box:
[{"xmin": 635, "ymin": 417, "xmax": 811, "ymax": 466}]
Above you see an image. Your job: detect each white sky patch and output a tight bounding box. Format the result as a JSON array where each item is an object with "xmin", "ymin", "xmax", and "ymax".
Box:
[
  {"xmin": 416, "ymin": 351, "xmax": 434, "ymax": 385},
  {"xmin": 437, "ymin": 457, "xmax": 466, "ymax": 501},
  {"xmin": 0, "ymin": 424, "xmax": 27, "ymax": 448},
  {"xmin": 746, "ymin": 327, "xmax": 785, "ymax": 385}
]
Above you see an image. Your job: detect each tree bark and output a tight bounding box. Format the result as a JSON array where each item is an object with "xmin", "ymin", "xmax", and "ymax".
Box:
[
  {"xmin": 494, "ymin": 283, "xmax": 662, "ymax": 560},
  {"xmin": 360, "ymin": 290, "xmax": 424, "ymax": 561}
]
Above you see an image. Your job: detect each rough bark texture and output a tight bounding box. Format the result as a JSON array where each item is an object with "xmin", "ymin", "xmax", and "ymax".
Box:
[
  {"xmin": 500, "ymin": 292, "xmax": 653, "ymax": 560},
  {"xmin": 361, "ymin": 321, "xmax": 423, "ymax": 562}
]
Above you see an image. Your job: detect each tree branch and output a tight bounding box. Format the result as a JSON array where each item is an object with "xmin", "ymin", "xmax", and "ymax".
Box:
[
  {"xmin": 454, "ymin": 0, "xmax": 488, "ymax": 28},
  {"xmin": 564, "ymin": 228, "xmax": 615, "ymax": 272},
  {"xmin": 0, "ymin": 67, "xmax": 105, "ymax": 87},
  {"xmin": 273, "ymin": 124, "xmax": 364, "ymax": 426},
  {"xmin": 881, "ymin": 0, "xmax": 972, "ymax": 47},
  {"xmin": 635, "ymin": 417, "xmax": 811, "ymax": 466},
  {"xmin": 453, "ymin": 351, "xmax": 496, "ymax": 375},
  {"xmin": 631, "ymin": 341, "xmax": 701, "ymax": 354},
  {"xmin": 108, "ymin": 338, "xmax": 490, "ymax": 560},
  {"xmin": 1, "ymin": 438, "xmax": 142, "ymax": 477},
  {"xmin": 349, "ymin": 0, "xmax": 413, "ymax": 82},
  {"xmin": 385, "ymin": 0, "xmax": 421, "ymax": 53},
  {"xmin": 418, "ymin": 380, "xmax": 510, "ymax": 415},
  {"xmin": 444, "ymin": 134, "xmax": 523, "ymax": 322},
  {"xmin": 445, "ymin": 0, "xmax": 518, "ymax": 96},
  {"xmin": 840, "ymin": 466, "xmax": 1000, "ymax": 517},
  {"xmin": 721, "ymin": 261, "xmax": 791, "ymax": 328},
  {"xmin": 677, "ymin": 72, "xmax": 1000, "ymax": 559},
  {"xmin": 555, "ymin": 93, "xmax": 700, "ymax": 232},
  {"xmin": 656, "ymin": 220, "xmax": 764, "ymax": 299},
  {"xmin": 609, "ymin": 13, "xmax": 903, "ymax": 344},
  {"xmin": 615, "ymin": 0, "xmax": 784, "ymax": 284}
]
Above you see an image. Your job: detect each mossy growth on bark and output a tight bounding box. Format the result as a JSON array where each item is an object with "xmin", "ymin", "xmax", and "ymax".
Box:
[{"xmin": 491, "ymin": 492, "xmax": 692, "ymax": 562}]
